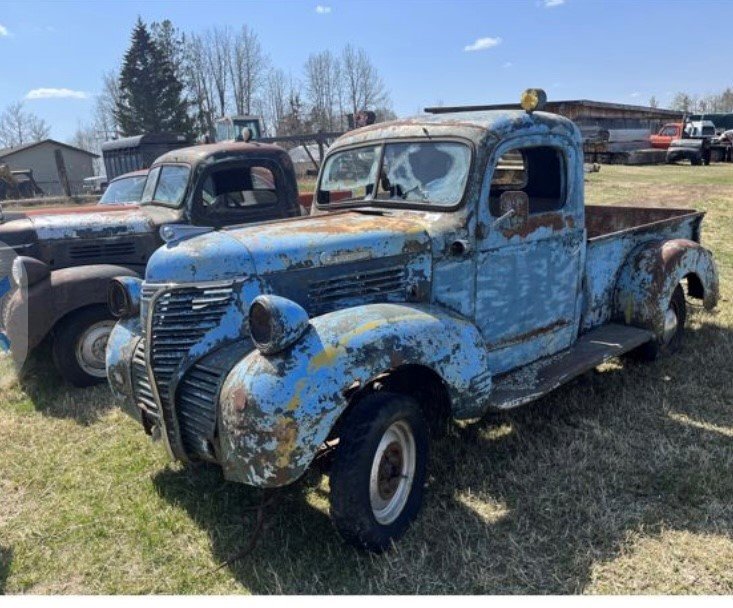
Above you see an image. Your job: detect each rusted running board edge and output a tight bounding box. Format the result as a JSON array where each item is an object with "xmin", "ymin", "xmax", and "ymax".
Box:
[{"xmin": 487, "ymin": 323, "xmax": 653, "ymax": 410}]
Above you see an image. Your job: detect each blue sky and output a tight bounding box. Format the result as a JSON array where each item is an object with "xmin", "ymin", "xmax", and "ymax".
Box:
[{"xmin": 1, "ymin": 0, "xmax": 731, "ymax": 142}]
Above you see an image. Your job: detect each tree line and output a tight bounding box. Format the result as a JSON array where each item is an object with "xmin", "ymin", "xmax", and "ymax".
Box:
[
  {"xmin": 663, "ymin": 87, "xmax": 733, "ymax": 114},
  {"xmin": 74, "ymin": 17, "xmax": 394, "ymax": 155}
]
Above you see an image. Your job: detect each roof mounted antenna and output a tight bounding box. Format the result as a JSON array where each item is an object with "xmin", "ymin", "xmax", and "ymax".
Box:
[{"xmin": 422, "ymin": 127, "xmax": 431, "ymax": 138}]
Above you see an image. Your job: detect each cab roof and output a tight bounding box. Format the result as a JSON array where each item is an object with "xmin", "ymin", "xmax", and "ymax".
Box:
[
  {"xmin": 331, "ymin": 109, "xmax": 581, "ymax": 150},
  {"xmin": 152, "ymin": 141, "xmax": 288, "ymax": 167}
]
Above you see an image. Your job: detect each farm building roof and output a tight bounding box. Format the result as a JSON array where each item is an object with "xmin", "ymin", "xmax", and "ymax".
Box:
[{"xmin": 0, "ymin": 139, "xmax": 99, "ymax": 159}]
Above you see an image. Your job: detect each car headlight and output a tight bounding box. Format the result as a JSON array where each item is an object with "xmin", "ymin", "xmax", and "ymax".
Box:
[
  {"xmin": 108, "ymin": 276, "xmax": 142, "ymax": 318},
  {"xmin": 249, "ymin": 295, "xmax": 309, "ymax": 355},
  {"xmin": 11, "ymin": 256, "xmax": 49, "ymax": 288}
]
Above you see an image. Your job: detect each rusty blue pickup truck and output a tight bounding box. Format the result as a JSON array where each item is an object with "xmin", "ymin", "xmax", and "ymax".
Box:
[{"xmin": 106, "ymin": 90, "xmax": 719, "ymax": 552}]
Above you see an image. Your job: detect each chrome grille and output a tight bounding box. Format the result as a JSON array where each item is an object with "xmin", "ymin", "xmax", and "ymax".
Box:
[
  {"xmin": 308, "ymin": 266, "xmax": 406, "ymax": 312},
  {"xmin": 149, "ymin": 285, "xmax": 234, "ymax": 406},
  {"xmin": 140, "ymin": 284, "xmax": 163, "ymax": 330},
  {"xmin": 131, "ymin": 340, "xmax": 158, "ymax": 417},
  {"xmin": 177, "ymin": 362, "xmax": 221, "ymax": 460}
]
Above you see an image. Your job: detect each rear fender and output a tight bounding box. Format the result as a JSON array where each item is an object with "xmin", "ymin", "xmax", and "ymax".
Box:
[
  {"xmin": 218, "ymin": 303, "xmax": 492, "ymax": 487},
  {"xmin": 614, "ymin": 239, "xmax": 719, "ymax": 334}
]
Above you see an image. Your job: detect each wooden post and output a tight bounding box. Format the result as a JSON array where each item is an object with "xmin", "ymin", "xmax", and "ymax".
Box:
[{"xmin": 54, "ymin": 149, "xmax": 71, "ymax": 197}]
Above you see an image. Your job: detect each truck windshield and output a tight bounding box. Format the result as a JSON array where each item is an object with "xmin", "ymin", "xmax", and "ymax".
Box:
[
  {"xmin": 318, "ymin": 141, "xmax": 471, "ymax": 208},
  {"xmin": 99, "ymin": 174, "xmax": 147, "ymax": 204},
  {"xmin": 141, "ymin": 165, "xmax": 190, "ymax": 207}
]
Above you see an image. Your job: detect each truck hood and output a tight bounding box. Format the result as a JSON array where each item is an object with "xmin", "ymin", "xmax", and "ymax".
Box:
[
  {"xmin": 0, "ymin": 206, "xmax": 157, "ymax": 250},
  {"xmin": 26, "ymin": 208, "xmax": 156, "ymax": 241},
  {"xmin": 145, "ymin": 211, "xmax": 432, "ymax": 283}
]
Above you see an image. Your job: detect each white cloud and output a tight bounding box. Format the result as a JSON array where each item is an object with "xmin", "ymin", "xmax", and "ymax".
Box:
[
  {"xmin": 315, "ymin": 5, "xmax": 332, "ymax": 13},
  {"xmin": 25, "ymin": 88, "xmax": 88, "ymax": 100},
  {"xmin": 0, "ymin": 24, "xmax": 9, "ymax": 37},
  {"xmin": 502, "ymin": 61, "xmax": 513, "ymax": 68},
  {"xmin": 629, "ymin": 91, "xmax": 640, "ymax": 98},
  {"xmin": 544, "ymin": 0, "xmax": 565, "ymax": 7},
  {"xmin": 464, "ymin": 36, "xmax": 502, "ymax": 52}
]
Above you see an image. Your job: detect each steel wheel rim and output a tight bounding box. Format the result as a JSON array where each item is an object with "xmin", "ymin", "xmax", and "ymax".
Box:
[
  {"xmin": 369, "ymin": 420, "xmax": 416, "ymax": 525},
  {"xmin": 76, "ymin": 320, "xmax": 115, "ymax": 377},
  {"xmin": 662, "ymin": 305, "xmax": 679, "ymax": 345}
]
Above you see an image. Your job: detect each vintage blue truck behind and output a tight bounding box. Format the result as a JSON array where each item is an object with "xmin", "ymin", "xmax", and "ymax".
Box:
[{"xmin": 106, "ymin": 90, "xmax": 719, "ymax": 551}]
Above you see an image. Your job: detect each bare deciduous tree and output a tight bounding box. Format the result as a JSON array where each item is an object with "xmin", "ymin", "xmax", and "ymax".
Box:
[
  {"xmin": 229, "ymin": 25, "xmax": 268, "ymax": 116},
  {"xmin": 262, "ymin": 68, "xmax": 292, "ymax": 136},
  {"xmin": 94, "ymin": 70, "xmax": 121, "ymax": 139},
  {"xmin": 70, "ymin": 121, "xmax": 104, "ymax": 173},
  {"xmin": 0, "ymin": 102, "xmax": 51, "ymax": 148},
  {"xmin": 205, "ymin": 26, "xmax": 232, "ymax": 117},
  {"xmin": 182, "ymin": 33, "xmax": 217, "ymax": 136},
  {"xmin": 304, "ymin": 50, "xmax": 343, "ymax": 132},
  {"xmin": 341, "ymin": 44, "xmax": 389, "ymax": 119}
]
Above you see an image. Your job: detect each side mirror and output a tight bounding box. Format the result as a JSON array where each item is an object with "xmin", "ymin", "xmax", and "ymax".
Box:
[{"xmin": 493, "ymin": 191, "xmax": 529, "ymax": 230}]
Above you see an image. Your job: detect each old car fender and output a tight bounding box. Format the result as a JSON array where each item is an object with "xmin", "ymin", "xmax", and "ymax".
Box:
[
  {"xmin": 614, "ymin": 238, "xmax": 719, "ymax": 334},
  {"xmin": 106, "ymin": 316, "xmax": 142, "ymax": 413},
  {"xmin": 4, "ymin": 263, "xmax": 143, "ymax": 353},
  {"xmin": 218, "ymin": 302, "xmax": 493, "ymax": 487}
]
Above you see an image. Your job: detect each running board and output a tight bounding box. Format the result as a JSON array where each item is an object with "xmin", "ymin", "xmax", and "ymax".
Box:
[{"xmin": 487, "ymin": 323, "xmax": 653, "ymax": 410}]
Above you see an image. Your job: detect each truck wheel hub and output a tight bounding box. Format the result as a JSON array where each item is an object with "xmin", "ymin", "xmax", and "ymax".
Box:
[
  {"xmin": 369, "ymin": 420, "xmax": 416, "ymax": 525},
  {"xmin": 76, "ymin": 321, "xmax": 115, "ymax": 378}
]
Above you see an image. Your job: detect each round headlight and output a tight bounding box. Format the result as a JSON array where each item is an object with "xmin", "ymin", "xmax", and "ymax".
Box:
[
  {"xmin": 248, "ymin": 295, "xmax": 309, "ymax": 355},
  {"xmin": 108, "ymin": 276, "xmax": 142, "ymax": 318}
]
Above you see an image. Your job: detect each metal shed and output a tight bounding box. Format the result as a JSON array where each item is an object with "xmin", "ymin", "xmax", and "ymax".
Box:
[{"xmin": 0, "ymin": 139, "xmax": 98, "ymax": 196}]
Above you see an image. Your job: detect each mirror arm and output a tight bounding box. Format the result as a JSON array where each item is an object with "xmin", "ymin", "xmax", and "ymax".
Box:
[{"xmin": 492, "ymin": 208, "xmax": 516, "ymax": 229}]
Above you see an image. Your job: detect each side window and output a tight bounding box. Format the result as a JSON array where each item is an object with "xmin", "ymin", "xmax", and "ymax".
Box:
[
  {"xmin": 661, "ymin": 126, "xmax": 677, "ymax": 137},
  {"xmin": 489, "ymin": 146, "xmax": 565, "ymax": 216}
]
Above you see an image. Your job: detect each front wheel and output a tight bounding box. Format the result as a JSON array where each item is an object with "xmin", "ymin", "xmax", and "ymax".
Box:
[
  {"xmin": 52, "ymin": 306, "xmax": 116, "ymax": 387},
  {"xmin": 329, "ymin": 392, "xmax": 429, "ymax": 552}
]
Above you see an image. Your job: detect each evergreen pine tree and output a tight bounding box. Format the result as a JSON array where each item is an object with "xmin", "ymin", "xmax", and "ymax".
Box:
[{"xmin": 115, "ymin": 18, "xmax": 193, "ymax": 137}]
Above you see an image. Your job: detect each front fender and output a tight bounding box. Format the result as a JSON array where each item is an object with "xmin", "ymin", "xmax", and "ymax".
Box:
[
  {"xmin": 615, "ymin": 238, "xmax": 719, "ymax": 334},
  {"xmin": 218, "ymin": 303, "xmax": 492, "ymax": 487},
  {"xmin": 4, "ymin": 263, "xmax": 142, "ymax": 354},
  {"xmin": 106, "ymin": 316, "xmax": 142, "ymax": 416}
]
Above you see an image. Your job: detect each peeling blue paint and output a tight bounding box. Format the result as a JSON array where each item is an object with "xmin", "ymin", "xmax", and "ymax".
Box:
[{"xmin": 106, "ymin": 108, "xmax": 720, "ymax": 492}]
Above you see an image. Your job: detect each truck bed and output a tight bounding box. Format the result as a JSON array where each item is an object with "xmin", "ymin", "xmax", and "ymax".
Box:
[
  {"xmin": 586, "ymin": 205, "xmax": 704, "ymax": 241},
  {"xmin": 581, "ymin": 205, "xmax": 705, "ymax": 331}
]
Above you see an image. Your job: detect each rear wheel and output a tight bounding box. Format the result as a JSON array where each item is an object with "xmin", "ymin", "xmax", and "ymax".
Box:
[
  {"xmin": 52, "ymin": 306, "xmax": 116, "ymax": 387},
  {"xmin": 329, "ymin": 392, "xmax": 429, "ymax": 552},
  {"xmin": 632, "ymin": 284, "xmax": 687, "ymax": 361}
]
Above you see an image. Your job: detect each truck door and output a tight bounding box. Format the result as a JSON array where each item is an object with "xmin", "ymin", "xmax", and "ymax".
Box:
[{"xmin": 475, "ymin": 138, "xmax": 584, "ymax": 374}]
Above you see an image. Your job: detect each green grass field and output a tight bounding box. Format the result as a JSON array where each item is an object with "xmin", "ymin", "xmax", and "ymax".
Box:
[{"xmin": 1, "ymin": 164, "xmax": 732, "ymax": 594}]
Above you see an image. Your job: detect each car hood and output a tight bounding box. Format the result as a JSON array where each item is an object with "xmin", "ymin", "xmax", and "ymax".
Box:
[{"xmin": 145, "ymin": 211, "xmax": 432, "ymax": 283}]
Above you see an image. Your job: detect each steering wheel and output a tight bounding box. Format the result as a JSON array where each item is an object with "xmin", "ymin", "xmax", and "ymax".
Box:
[{"xmin": 401, "ymin": 183, "xmax": 429, "ymax": 200}]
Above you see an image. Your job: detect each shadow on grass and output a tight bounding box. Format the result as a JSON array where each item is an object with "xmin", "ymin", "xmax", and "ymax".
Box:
[
  {"xmin": 13, "ymin": 342, "xmax": 115, "ymax": 426},
  {"xmin": 150, "ymin": 320, "xmax": 733, "ymax": 593},
  {"xmin": 0, "ymin": 545, "xmax": 12, "ymax": 594}
]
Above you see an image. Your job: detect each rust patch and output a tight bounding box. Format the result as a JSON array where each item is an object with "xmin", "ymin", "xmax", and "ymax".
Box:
[{"xmin": 500, "ymin": 212, "xmax": 566, "ymax": 239}]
